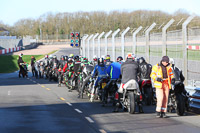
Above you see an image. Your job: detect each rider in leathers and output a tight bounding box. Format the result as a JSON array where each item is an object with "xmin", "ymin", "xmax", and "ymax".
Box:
[
  {"xmin": 169, "ymin": 58, "xmax": 189, "ymax": 110},
  {"xmin": 114, "ymin": 53, "xmax": 143, "ymax": 113},
  {"xmin": 58, "ymin": 55, "xmax": 66, "ymax": 86},
  {"xmin": 102, "ymin": 61, "xmax": 122, "ymax": 105},
  {"xmin": 90, "ymin": 58, "xmax": 108, "ymax": 102}
]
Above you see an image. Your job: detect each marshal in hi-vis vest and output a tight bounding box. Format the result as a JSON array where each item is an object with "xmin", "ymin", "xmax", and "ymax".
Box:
[{"xmin": 150, "ymin": 64, "xmax": 174, "ymax": 89}]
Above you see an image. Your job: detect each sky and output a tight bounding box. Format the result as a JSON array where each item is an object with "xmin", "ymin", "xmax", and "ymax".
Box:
[{"xmin": 0, "ymin": 0, "xmax": 200, "ymax": 26}]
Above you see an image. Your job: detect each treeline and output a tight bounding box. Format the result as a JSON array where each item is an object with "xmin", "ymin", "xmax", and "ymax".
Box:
[{"xmin": 2, "ymin": 9, "xmax": 200, "ymax": 37}]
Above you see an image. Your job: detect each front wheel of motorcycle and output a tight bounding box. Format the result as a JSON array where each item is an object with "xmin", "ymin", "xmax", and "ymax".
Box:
[
  {"xmin": 128, "ymin": 92, "xmax": 136, "ymax": 114},
  {"xmin": 176, "ymin": 94, "xmax": 185, "ymax": 116}
]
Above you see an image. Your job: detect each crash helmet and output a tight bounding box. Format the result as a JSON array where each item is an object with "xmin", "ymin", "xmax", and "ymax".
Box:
[
  {"xmin": 49, "ymin": 55, "xmax": 53, "ymax": 59},
  {"xmin": 19, "ymin": 53, "xmax": 23, "ymax": 57},
  {"xmin": 69, "ymin": 54, "xmax": 74, "ymax": 58},
  {"xmin": 126, "ymin": 53, "xmax": 133, "ymax": 60},
  {"xmin": 117, "ymin": 56, "xmax": 123, "ymax": 62},
  {"xmin": 169, "ymin": 58, "xmax": 175, "ymax": 65},
  {"xmin": 74, "ymin": 55, "xmax": 79, "ymax": 61},
  {"xmin": 93, "ymin": 55, "xmax": 97, "ymax": 61},
  {"xmin": 45, "ymin": 55, "xmax": 48, "ymax": 58},
  {"xmin": 98, "ymin": 57, "xmax": 104, "ymax": 65},
  {"xmin": 105, "ymin": 55, "xmax": 111, "ymax": 60},
  {"xmin": 83, "ymin": 57, "xmax": 88, "ymax": 63},
  {"xmin": 68, "ymin": 57, "xmax": 73, "ymax": 63},
  {"xmin": 64, "ymin": 56, "xmax": 68, "ymax": 61},
  {"xmin": 138, "ymin": 57, "xmax": 145, "ymax": 64}
]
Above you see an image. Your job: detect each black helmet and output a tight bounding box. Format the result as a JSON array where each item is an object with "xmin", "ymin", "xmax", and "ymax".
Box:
[
  {"xmin": 74, "ymin": 55, "xmax": 79, "ymax": 61},
  {"xmin": 68, "ymin": 57, "xmax": 73, "ymax": 63},
  {"xmin": 117, "ymin": 56, "xmax": 123, "ymax": 62},
  {"xmin": 64, "ymin": 56, "xmax": 68, "ymax": 61},
  {"xmin": 139, "ymin": 57, "xmax": 145, "ymax": 64},
  {"xmin": 98, "ymin": 58, "xmax": 104, "ymax": 65}
]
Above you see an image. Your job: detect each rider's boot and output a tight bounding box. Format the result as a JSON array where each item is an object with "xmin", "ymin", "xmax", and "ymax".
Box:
[{"xmin": 90, "ymin": 94, "xmax": 94, "ymax": 102}]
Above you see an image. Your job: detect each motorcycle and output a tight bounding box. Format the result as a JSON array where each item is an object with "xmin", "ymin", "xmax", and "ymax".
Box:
[
  {"xmin": 79, "ymin": 65, "xmax": 94, "ymax": 99},
  {"xmin": 20, "ymin": 62, "xmax": 28, "ymax": 78},
  {"xmin": 140, "ymin": 79, "xmax": 153, "ymax": 105},
  {"xmin": 101, "ymin": 79, "xmax": 120, "ymax": 106},
  {"xmin": 49, "ymin": 62, "xmax": 59, "ymax": 82},
  {"xmin": 168, "ymin": 81, "xmax": 188, "ymax": 116},
  {"xmin": 115, "ymin": 79, "xmax": 141, "ymax": 114},
  {"xmin": 97, "ymin": 76, "xmax": 109, "ymax": 101}
]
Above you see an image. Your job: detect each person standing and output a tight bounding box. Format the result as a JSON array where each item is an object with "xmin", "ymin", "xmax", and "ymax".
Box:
[
  {"xmin": 151, "ymin": 56, "xmax": 174, "ymax": 118},
  {"xmin": 31, "ymin": 56, "xmax": 36, "ymax": 77},
  {"xmin": 18, "ymin": 53, "xmax": 24, "ymax": 78}
]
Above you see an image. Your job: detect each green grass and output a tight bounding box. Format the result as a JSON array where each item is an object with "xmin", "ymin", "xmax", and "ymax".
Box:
[{"xmin": 0, "ymin": 50, "xmax": 58, "ymax": 73}]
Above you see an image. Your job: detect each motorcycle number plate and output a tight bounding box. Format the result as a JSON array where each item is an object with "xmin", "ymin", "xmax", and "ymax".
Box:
[{"xmin": 102, "ymin": 83, "xmax": 106, "ymax": 89}]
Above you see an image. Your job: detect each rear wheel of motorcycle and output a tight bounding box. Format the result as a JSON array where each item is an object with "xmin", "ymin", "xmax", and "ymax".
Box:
[
  {"xmin": 176, "ymin": 94, "xmax": 185, "ymax": 116},
  {"xmin": 145, "ymin": 88, "xmax": 152, "ymax": 106},
  {"xmin": 128, "ymin": 92, "xmax": 135, "ymax": 114}
]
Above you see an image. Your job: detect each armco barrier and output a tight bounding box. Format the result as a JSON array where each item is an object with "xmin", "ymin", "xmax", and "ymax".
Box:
[{"xmin": 185, "ymin": 86, "xmax": 200, "ymax": 109}]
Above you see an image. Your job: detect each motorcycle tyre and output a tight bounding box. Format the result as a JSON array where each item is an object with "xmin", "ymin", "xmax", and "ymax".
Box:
[
  {"xmin": 128, "ymin": 92, "xmax": 136, "ymax": 114},
  {"xmin": 176, "ymin": 94, "xmax": 185, "ymax": 116}
]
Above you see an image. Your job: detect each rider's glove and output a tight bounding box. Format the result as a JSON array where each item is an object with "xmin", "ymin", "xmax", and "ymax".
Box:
[{"xmin": 156, "ymin": 77, "xmax": 163, "ymax": 82}]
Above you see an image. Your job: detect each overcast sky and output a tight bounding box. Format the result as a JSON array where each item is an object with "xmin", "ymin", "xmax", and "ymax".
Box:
[{"xmin": 0, "ymin": 0, "xmax": 199, "ymax": 26}]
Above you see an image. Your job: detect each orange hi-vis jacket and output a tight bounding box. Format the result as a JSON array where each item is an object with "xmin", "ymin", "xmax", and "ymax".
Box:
[{"xmin": 150, "ymin": 63, "xmax": 174, "ymax": 89}]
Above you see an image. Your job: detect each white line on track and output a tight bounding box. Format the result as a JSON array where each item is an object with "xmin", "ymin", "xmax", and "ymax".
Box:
[
  {"xmin": 85, "ymin": 117, "xmax": 94, "ymax": 123},
  {"xmin": 66, "ymin": 102, "xmax": 72, "ymax": 106},
  {"xmin": 74, "ymin": 109, "xmax": 82, "ymax": 113},
  {"xmin": 8, "ymin": 91, "xmax": 11, "ymax": 95}
]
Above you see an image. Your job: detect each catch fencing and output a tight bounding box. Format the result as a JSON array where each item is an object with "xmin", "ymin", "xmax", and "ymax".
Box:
[{"xmin": 81, "ymin": 15, "xmax": 200, "ymax": 87}]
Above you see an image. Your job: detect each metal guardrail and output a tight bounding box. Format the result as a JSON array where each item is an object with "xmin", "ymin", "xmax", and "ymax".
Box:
[{"xmin": 185, "ymin": 86, "xmax": 200, "ymax": 109}]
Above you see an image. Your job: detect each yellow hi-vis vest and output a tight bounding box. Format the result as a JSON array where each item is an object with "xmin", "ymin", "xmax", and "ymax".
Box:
[{"xmin": 150, "ymin": 64, "xmax": 174, "ymax": 89}]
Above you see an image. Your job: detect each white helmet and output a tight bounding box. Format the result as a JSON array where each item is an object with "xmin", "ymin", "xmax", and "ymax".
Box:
[
  {"xmin": 49, "ymin": 55, "xmax": 53, "ymax": 59},
  {"xmin": 169, "ymin": 58, "xmax": 175, "ymax": 65},
  {"xmin": 19, "ymin": 53, "xmax": 23, "ymax": 57},
  {"xmin": 93, "ymin": 55, "xmax": 97, "ymax": 59}
]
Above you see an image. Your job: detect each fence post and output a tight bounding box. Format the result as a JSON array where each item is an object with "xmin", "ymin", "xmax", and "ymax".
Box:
[
  {"xmin": 82, "ymin": 34, "xmax": 88, "ymax": 57},
  {"xmin": 98, "ymin": 32, "xmax": 105, "ymax": 57},
  {"xmin": 112, "ymin": 29, "xmax": 120, "ymax": 61},
  {"xmin": 133, "ymin": 26, "xmax": 142, "ymax": 55},
  {"xmin": 105, "ymin": 30, "xmax": 112, "ymax": 56},
  {"xmin": 145, "ymin": 23, "xmax": 156, "ymax": 63},
  {"xmin": 92, "ymin": 33, "xmax": 99, "ymax": 59},
  {"xmin": 162, "ymin": 19, "xmax": 175, "ymax": 56},
  {"xmin": 87, "ymin": 34, "xmax": 94, "ymax": 61},
  {"xmin": 182, "ymin": 14, "xmax": 195, "ymax": 85},
  {"xmin": 121, "ymin": 27, "xmax": 130, "ymax": 60}
]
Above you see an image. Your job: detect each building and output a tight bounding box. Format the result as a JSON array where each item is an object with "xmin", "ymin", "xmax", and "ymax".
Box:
[{"xmin": 0, "ymin": 27, "xmax": 9, "ymax": 36}]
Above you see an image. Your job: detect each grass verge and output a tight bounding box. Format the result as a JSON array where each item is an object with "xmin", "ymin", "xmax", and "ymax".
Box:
[{"xmin": 0, "ymin": 50, "xmax": 58, "ymax": 73}]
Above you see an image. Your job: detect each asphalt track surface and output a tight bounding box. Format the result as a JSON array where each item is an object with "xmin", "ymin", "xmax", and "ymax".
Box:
[{"xmin": 0, "ymin": 47, "xmax": 200, "ymax": 133}]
